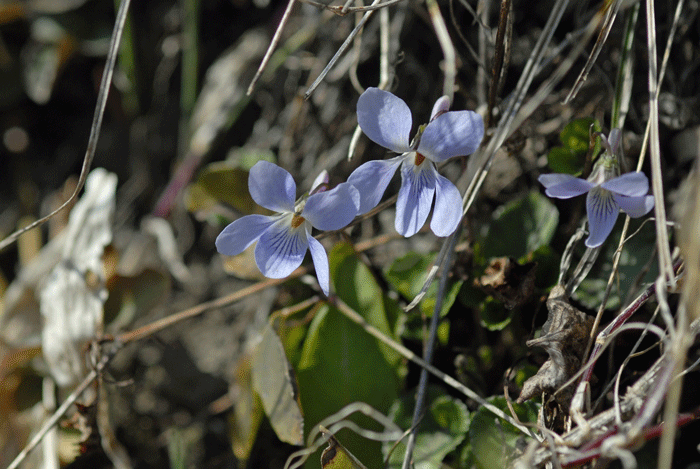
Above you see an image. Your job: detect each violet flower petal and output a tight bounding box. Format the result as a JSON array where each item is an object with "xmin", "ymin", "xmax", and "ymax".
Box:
[
  {"xmin": 585, "ymin": 187, "xmax": 619, "ymax": 247},
  {"xmin": 430, "ymin": 171, "xmax": 462, "ymax": 237},
  {"xmin": 417, "ymin": 110, "xmax": 484, "ymax": 162},
  {"xmin": 538, "ymin": 174, "xmax": 595, "ymax": 198},
  {"xmin": 395, "ymin": 161, "xmax": 436, "ymax": 237},
  {"xmin": 601, "ymin": 171, "xmax": 649, "ymax": 197},
  {"xmin": 430, "ymin": 96, "xmax": 451, "ymax": 120},
  {"xmin": 303, "ymin": 182, "xmax": 360, "ymax": 231},
  {"xmin": 347, "ymin": 157, "xmax": 403, "ymax": 214},
  {"xmin": 255, "ymin": 218, "xmax": 308, "ymax": 278},
  {"xmin": 248, "ymin": 161, "xmax": 296, "ymax": 212},
  {"xmin": 357, "ymin": 87, "xmax": 412, "ymax": 153},
  {"xmin": 215, "ymin": 214, "xmax": 277, "ymax": 256},
  {"xmin": 310, "ymin": 170, "xmax": 329, "ymax": 193},
  {"xmin": 613, "ymin": 194, "xmax": 655, "ymax": 218},
  {"xmin": 307, "ymin": 232, "xmax": 330, "ymax": 295}
]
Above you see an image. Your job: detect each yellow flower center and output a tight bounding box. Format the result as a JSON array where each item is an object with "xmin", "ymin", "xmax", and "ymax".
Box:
[
  {"xmin": 291, "ymin": 214, "xmax": 306, "ymax": 228},
  {"xmin": 414, "ymin": 152, "xmax": 425, "ymax": 166}
]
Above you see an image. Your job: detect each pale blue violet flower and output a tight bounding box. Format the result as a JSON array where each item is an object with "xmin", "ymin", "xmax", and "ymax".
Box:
[
  {"xmin": 538, "ymin": 129, "xmax": 654, "ymax": 248},
  {"xmin": 215, "ymin": 161, "xmax": 359, "ymax": 295},
  {"xmin": 347, "ymin": 87, "xmax": 484, "ymax": 237}
]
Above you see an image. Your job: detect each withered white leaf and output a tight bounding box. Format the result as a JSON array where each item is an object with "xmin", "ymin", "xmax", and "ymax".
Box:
[{"xmin": 40, "ymin": 168, "xmax": 117, "ymax": 387}]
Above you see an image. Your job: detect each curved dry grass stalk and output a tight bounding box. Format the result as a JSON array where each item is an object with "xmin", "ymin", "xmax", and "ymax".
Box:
[
  {"xmin": 284, "ymin": 403, "xmax": 404, "ymax": 469},
  {"xmin": 0, "ymin": 0, "xmax": 132, "ymax": 254}
]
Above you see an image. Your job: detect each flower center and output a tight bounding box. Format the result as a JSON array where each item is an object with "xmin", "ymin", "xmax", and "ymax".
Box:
[
  {"xmin": 291, "ymin": 214, "xmax": 306, "ymax": 228},
  {"xmin": 414, "ymin": 152, "xmax": 426, "ymax": 166}
]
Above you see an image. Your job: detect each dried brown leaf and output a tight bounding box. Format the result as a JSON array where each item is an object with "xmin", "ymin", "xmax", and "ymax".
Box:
[{"xmin": 518, "ymin": 286, "xmax": 593, "ymax": 418}]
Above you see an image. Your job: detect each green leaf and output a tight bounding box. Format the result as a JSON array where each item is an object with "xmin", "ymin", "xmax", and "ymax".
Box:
[
  {"xmin": 513, "ymin": 364, "xmax": 539, "ymax": 390},
  {"xmin": 166, "ymin": 424, "xmax": 204, "ymax": 469},
  {"xmin": 297, "ymin": 303, "xmax": 399, "ymax": 469},
  {"xmin": 230, "ymin": 350, "xmax": 263, "ymax": 463},
  {"xmin": 321, "ymin": 429, "xmax": 368, "ymax": 469},
  {"xmin": 546, "ymin": 118, "xmax": 601, "ymax": 175},
  {"xmin": 384, "ymin": 252, "xmax": 463, "ymax": 318},
  {"xmin": 104, "ymin": 269, "xmax": 172, "ymax": 330},
  {"xmin": 482, "ymin": 192, "xmax": 559, "ymax": 261},
  {"xmin": 383, "ymin": 387, "xmax": 469, "ymax": 469},
  {"xmin": 252, "ymin": 322, "xmax": 304, "ymax": 446},
  {"xmin": 331, "ymin": 242, "xmax": 401, "ymax": 366},
  {"xmin": 527, "ymin": 245, "xmax": 560, "ymax": 289},
  {"xmin": 185, "ymin": 162, "xmax": 261, "ymax": 215},
  {"xmin": 547, "ymin": 147, "xmax": 583, "ymax": 175},
  {"xmin": 458, "ymin": 283, "xmax": 488, "ymax": 309},
  {"xmin": 574, "ymin": 218, "xmax": 657, "ymax": 310},
  {"xmin": 469, "ymin": 397, "xmax": 538, "ymax": 469},
  {"xmin": 479, "ymin": 298, "xmax": 512, "ymax": 331},
  {"xmin": 227, "ymin": 146, "xmax": 276, "ymax": 170}
]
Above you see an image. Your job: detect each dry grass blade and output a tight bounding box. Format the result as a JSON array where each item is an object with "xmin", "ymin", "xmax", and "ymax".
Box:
[
  {"xmin": 425, "ymin": 0, "xmax": 455, "ymax": 100},
  {"xmin": 486, "ymin": 0, "xmax": 512, "ymax": 128},
  {"xmin": 300, "ymin": 0, "xmax": 404, "ymax": 14},
  {"xmin": 304, "ymin": 0, "xmax": 389, "ymax": 99},
  {"xmin": 507, "ymin": 13, "xmax": 604, "ymax": 140},
  {"xmin": 520, "ymin": 317, "xmax": 700, "ymax": 467},
  {"xmin": 448, "ymin": 0, "xmax": 486, "ymax": 86},
  {"xmin": 400, "ymin": 228, "xmax": 458, "ymax": 469},
  {"xmin": 461, "ymin": 0, "xmax": 571, "ymax": 214},
  {"xmin": 0, "ymin": 0, "xmax": 132, "ymax": 254},
  {"xmin": 564, "ymin": 0, "xmax": 622, "ymax": 104},
  {"xmin": 347, "ymin": 3, "xmax": 394, "ymax": 160},
  {"xmin": 247, "ymin": 0, "xmax": 298, "ymax": 96},
  {"xmin": 659, "ymin": 88, "xmax": 699, "ymax": 466},
  {"xmin": 645, "ymin": 0, "xmax": 675, "ymax": 288},
  {"xmin": 582, "ymin": 218, "xmax": 630, "ymax": 361},
  {"xmin": 611, "ymin": 3, "xmax": 639, "ymax": 129},
  {"xmin": 118, "ymin": 227, "xmax": 398, "ymax": 344},
  {"xmin": 117, "ymin": 269, "xmax": 306, "ymax": 344},
  {"xmin": 581, "ymin": 265, "xmax": 673, "ymax": 384}
]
